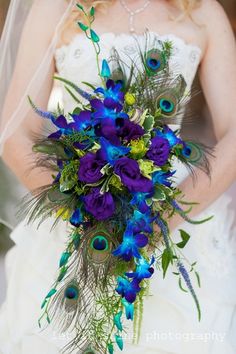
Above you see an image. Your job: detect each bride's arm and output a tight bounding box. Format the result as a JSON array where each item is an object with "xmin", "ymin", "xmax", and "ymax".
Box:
[
  {"xmin": 169, "ymin": 0, "xmax": 236, "ymax": 231},
  {"xmin": 2, "ymin": 0, "xmax": 67, "ymax": 191}
]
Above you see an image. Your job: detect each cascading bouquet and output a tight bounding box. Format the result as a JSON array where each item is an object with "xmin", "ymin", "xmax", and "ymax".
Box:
[{"xmin": 24, "ymin": 3, "xmax": 214, "ymax": 354}]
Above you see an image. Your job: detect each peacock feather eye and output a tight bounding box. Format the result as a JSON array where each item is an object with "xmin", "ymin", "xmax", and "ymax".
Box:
[
  {"xmin": 86, "ymin": 228, "xmax": 113, "ymax": 264},
  {"xmin": 159, "ymin": 98, "xmax": 175, "ymax": 114},
  {"xmin": 64, "ymin": 284, "xmax": 79, "ymax": 300},
  {"xmin": 91, "ymin": 235, "xmax": 109, "ymax": 251},
  {"xmin": 144, "ymin": 49, "xmax": 165, "ymax": 76},
  {"xmin": 156, "ymin": 92, "xmax": 177, "ymax": 118},
  {"xmin": 183, "ymin": 142, "xmax": 201, "ymax": 164}
]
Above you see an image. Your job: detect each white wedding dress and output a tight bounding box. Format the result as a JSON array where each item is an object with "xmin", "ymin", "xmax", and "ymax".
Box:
[{"xmin": 1, "ymin": 31, "xmax": 236, "ymax": 354}]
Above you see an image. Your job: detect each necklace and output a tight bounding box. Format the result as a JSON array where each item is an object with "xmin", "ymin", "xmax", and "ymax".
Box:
[{"xmin": 119, "ymin": 0, "xmax": 151, "ymax": 33}]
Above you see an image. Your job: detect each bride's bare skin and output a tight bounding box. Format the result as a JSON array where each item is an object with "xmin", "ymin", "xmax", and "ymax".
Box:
[{"xmin": 2, "ymin": 0, "xmax": 236, "ymax": 232}]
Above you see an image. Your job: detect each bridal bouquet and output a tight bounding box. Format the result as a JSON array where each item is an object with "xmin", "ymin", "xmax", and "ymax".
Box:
[{"xmin": 25, "ymin": 3, "xmax": 213, "ymax": 354}]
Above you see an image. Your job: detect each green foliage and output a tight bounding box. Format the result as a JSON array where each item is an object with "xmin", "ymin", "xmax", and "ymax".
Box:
[
  {"xmin": 60, "ymin": 160, "xmax": 80, "ymax": 192},
  {"xmin": 78, "ymin": 22, "xmax": 89, "ymax": 31},
  {"xmin": 161, "ymin": 248, "xmax": 173, "ymax": 278},
  {"xmin": 176, "ymin": 229, "xmax": 191, "ymax": 249}
]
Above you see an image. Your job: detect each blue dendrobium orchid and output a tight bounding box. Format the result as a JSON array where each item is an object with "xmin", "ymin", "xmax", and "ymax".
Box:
[
  {"xmin": 69, "ymin": 208, "xmax": 83, "ymax": 227},
  {"xmin": 121, "ymin": 298, "xmax": 134, "ymax": 320},
  {"xmin": 98, "ymin": 137, "xmax": 130, "ymax": 166},
  {"xmin": 126, "ymin": 256, "xmax": 155, "ymax": 281},
  {"xmin": 152, "ymin": 170, "xmax": 176, "ymax": 187},
  {"xmin": 101, "ymin": 59, "xmax": 111, "ymax": 78},
  {"xmin": 114, "ymin": 311, "xmax": 123, "ymax": 331},
  {"xmin": 116, "ymin": 276, "xmax": 141, "ymax": 303},
  {"xmin": 69, "ymin": 110, "xmax": 92, "ymax": 132},
  {"xmin": 49, "ymin": 115, "xmax": 74, "ymax": 139},
  {"xmin": 130, "ymin": 192, "xmax": 153, "ymax": 213},
  {"xmin": 130, "ymin": 210, "xmax": 154, "ymax": 234},
  {"xmin": 95, "ymin": 79, "xmax": 124, "ymax": 107},
  {"xmin": 155, "ymin": 125, "xmax": 182, "ymax": 148},
  {"xmin": 91, "ymin": 98, "xmax": 128, "ymax": 121},
  {"xmin": 112, "ymin": 222, "xmax": 148, "ymax": 261}
]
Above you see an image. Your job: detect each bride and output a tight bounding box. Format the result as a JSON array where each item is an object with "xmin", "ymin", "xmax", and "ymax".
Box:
[{"xmin": 0, "ymin": 0, "xmax": 236, "ymax": 353}]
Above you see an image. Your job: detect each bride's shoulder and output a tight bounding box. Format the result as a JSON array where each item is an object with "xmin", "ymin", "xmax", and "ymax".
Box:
[
  {"xmin": 192, "ymin": 0, "xmax": 230, "ymax": 26},
  {"xmin": 25, "ymin": 0, "xmax": 69, "ymax": 40}
]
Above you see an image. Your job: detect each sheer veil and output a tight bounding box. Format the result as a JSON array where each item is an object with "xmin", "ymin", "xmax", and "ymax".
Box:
[{"xmin": 0, "ymin": 0, "xmax": 75, "ymax": 229}]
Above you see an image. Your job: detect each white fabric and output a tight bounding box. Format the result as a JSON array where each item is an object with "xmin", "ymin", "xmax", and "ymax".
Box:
[
  {"xmin": 0, "ymin": 0, "xmax": 76, "ymax": 230},
  {"xmin": 0, "ymin": 31, "xmax": 236, "ymax": 354}
]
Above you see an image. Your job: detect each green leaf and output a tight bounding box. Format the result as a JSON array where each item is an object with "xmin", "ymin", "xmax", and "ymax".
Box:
[
  {"xmin": 115, "ymin": 334, "xmax": 123, "ymax": 351},
  {"xmin": 153, "ymin": 188, "xmax": 166, "ymax": 201},
  {"xmin": 41, "ymin": 299, "xmax": 47, "ymax": 309},
  {"xmin": 90, "ymin": 29, "xmax": 100, "ymax": 43},
  {"xmin": 45, "ymin": 288, "xmax": 57, "ymax": 299},
  {"xmin": 195, "ymin": 271, "xmax": 201, "ymax": 288},
  {"xmin": 76, "ymin": 4, "xmax": 84, "ymax": 11},
  {"xmin": 176, "ymin": 229, "xmax": 190, "ymax": 249},
  {"xmin": 161, "ymin": 248, "xmax": 172, "ymax": 278},
  {"xmin": 72, "ymin": 107, "xmax": 82, "ymax": 115},
  {"xmin": 143, "ymin": 114, "xmax": 154, "ymax": 132},
  {"xmin": 81, "ymin": 81, "xmax": 97, "ymax": 90},
  {"xmin": 108, "ymin": 343, "xmax": 114, "ymax": 354},
  {"xmin": 59, "ymin": 252, "xmax": 71, "ymax": 268},
  {"xmin": 78, "ymin": 22, "xmax": 89, "ymax": 32},
  {"xmin": 178, "ymin": 277, "xmax": 188, "ymax": 293},
  {"xmin": 57, "ymin": 266, "xmax": 67, "ymax": 282},
  {"xmin": 90, "ymin": 6, "xmax": 95, "ymax": 16}
]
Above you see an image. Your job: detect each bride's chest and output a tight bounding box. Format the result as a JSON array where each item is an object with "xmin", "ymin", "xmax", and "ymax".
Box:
[{"xmin": 54, "ymin": 31, "xmax": 202, "ymax": 91}]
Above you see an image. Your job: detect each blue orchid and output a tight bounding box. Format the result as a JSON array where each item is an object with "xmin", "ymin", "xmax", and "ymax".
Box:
[
  {"xmin": 48, "ymin": 115, "xmax": 74, "ymax": 139},
  {"xmin": 116, "ymin": 276, "xmax": 141, "ymax": 303},
  {"xmin": 126, "ymin": 256, "xmax": 155, "ymax": 281},
  {"xmin": 112, "ymin": 222, "xmax": 148, "ymax": 261},
  {"xmin": 121, "ymin": 298, "xmax": 134, "ymax": 320},
  {"xmin": 91, "ymin": 98, "xmax": 129, "ymax": 122},
  {"xmin": 114, "ymin": 311, "xmax": 123, "ymax": 331},
  {"xmin": 152, "ymin": 170, "xmax": 176, "ymax": 187},
  {"xmin": 130, "ymin": 192, "xmax": 153, "ymax": 213},
  {"xmin": 101, "ymin": 59, "xmax": 111, "ymax": 78},
  {"xmin": 98, "ymin": 137, "xmax": 130, "ymax": 166},
  {"xmin": 70, "ymin": 208, "xmax": 83, "ymax": 227},
  {"xmin": 155, "ymin": 125, "xmax": 182, "ymax": 148},
  {"xmin": 130, "ymin": 210, "xmax": 154, "ymax": 234},
  {"xmin": 69, "ymin": 110, "xmax": 92, "ymax": 132},
  {"xmin": 94, "ymin": 79, "xmax": 124, "ymax": 108}
]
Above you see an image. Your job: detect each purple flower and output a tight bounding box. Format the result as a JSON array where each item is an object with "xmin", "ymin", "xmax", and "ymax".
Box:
[
  {"xmin": 116, "ymin": 276, "xmax": 141, "ymax": 303},
  {"xmin": 70, "ymin": 110, "xmax": 92, "ymax": 132},
  {"xmin": 95, "ymin": 79, "xmax": 125, "ymax": 108},
  {"xmin": 113, "ymin": 223, "xmax": 148, "ymax": 261},
  {"xmin": 130, "ymin": 210, "xmax": 154, "ymax": 234},
  {"xmin": 114, "ymin": 157, "xmax": 154, "ymax": 193},
  {"xmin": 118, "ymin": 120, "xmax": 145, "ymax": 142},
  {"xmin": 146, "ymin": 136, "xmax": 170, "ymax": 166},
  {"xmin": 84, "ymin": 187, "xmax": 115, "ymax": 220},
  {"xmin": 94, "ymin": 119, "xmax": 121, "ymax": 145},
  {"xmin": 126, "ymin": 256, "xmax": 155, "ymax": 281},
  {"xmin": 152, "ymin": 170, "xmax": 175, "ymax": 187},
  {"xmin": 78, "ymin": 153, "xmax": 105, "ymax": 183},
  {"xmin": 155, "ymin": 125, "xmax": 183, "ymax": 148}
]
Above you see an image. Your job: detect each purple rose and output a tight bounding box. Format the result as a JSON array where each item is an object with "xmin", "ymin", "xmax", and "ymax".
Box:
[
  {"xmin": 78, "ymin": 153, "xmax": 105, "ymax": 183},
  {"xmin": 118, "ymin": 120, "xmax": 144, "ymax": 142},
  {"xmin": 114, "ymin": 157, "xmax": 153, "ymax": 193},
  {"xmin": 84, "ymin": 187, "xmax": 115, "ymax": 220},
  {"xmin": 146, "ymin": 136, "xmax": 170, "ymax": 166}
]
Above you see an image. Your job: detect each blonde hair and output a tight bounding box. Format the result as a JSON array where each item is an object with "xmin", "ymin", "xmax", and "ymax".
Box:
[{"xmin": 61, "ymin": 0, "xmax": 201, "ymax": 44}]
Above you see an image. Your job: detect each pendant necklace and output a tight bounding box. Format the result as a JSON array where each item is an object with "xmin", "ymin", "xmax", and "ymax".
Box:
[{"xmin": 119, "ymin": 0, "xmax": 151, "ymax": 33}]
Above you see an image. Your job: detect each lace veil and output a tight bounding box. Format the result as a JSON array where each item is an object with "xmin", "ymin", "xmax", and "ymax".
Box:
[{"xmin": 0, "ymin": 0, "xmax": 75, "ymax": 228}]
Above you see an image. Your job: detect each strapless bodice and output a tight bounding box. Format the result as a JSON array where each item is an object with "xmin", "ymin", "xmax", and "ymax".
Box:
[{"xmin": 54, "ymin": 31, "xmax": 202, "ymax": 117}]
